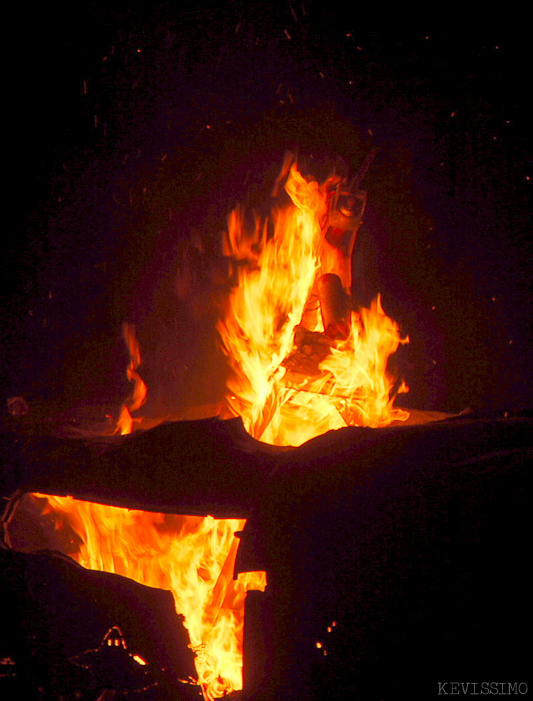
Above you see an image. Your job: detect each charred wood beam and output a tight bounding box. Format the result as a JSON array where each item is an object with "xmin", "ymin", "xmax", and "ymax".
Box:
[
  {"xmin": 1, "ymin": 417, "xmax": 284, "ymax": 518},
  {"xmin": 2, "ymin": 412, "xmax": 531, "ymax": 521}
]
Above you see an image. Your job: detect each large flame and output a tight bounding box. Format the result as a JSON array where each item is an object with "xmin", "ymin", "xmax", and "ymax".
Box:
[
  {"xmin": 217, "ymin": 159, "xmax": 409, "ymax": 446},
  {"xmin": 33, "ymin": 494, "xmax": 266, "ymax": 699}
]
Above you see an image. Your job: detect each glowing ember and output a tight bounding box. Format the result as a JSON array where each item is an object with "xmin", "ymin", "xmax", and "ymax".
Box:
[
  {"xmin": 217, "ymin": 156, "xmax": 409, "ymax": 446},
  {"xmin": 33, "ymin": 494, "xmax": 266, "ymax": 699}
]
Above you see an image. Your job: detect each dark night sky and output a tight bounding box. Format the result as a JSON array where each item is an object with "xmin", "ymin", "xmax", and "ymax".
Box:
[{"xmin": 3, "ymin": 5, "xmax": 531, "ymax": 415}]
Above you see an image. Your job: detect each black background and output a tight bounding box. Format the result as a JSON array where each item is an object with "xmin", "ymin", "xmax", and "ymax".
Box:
[{"xmin": 3, "ymin": 4, "xmax": 531, "ymax": 415}]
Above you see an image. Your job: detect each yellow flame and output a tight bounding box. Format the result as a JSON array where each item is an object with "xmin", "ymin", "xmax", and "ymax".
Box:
[
  {"xmin": 217, "ymin": 160, "xmax": 409, "ymax": 446},
  {"xmin": 34, "ymin": 494, "xmax": 266, "ymax": 699}
]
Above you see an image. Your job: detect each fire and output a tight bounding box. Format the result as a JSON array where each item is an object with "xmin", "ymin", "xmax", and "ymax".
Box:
[
  {"xmin": 33, "ymin": 494, "xmax": 266, "ymax": 699},
  {"xmin": 33, "ymin": 156, "xmax": 410, "ymax": 698},
  {"xmin": 116, "ymin": 323, "xmax": 147, "ymax": 435},
  {"xmin": 217, "ymin": 156, "xmax": 409, "ymax": 446}
]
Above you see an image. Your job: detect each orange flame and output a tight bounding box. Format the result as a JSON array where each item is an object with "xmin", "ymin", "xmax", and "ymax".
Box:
[
  {"xmin": 116, "ymin": 323, "xmax": 147, "ymax": 435},
  {"xmin": 34, "ymin": 494, "xmax": 266, "ymax": 699},
  {"xmin": 217, "ymin": 159, "xmax": 409, "ymax": 446}
]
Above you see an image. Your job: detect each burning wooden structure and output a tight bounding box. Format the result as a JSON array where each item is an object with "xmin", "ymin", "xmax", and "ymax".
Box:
[{"xmin": 1, "ymin": 156, "xmax": 530, "ymax": 699}]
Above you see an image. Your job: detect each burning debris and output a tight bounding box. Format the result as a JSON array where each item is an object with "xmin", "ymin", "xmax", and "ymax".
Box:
[{"xmin": 216, "ymin": 153, "xmax": 409, "ymax": 445}]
